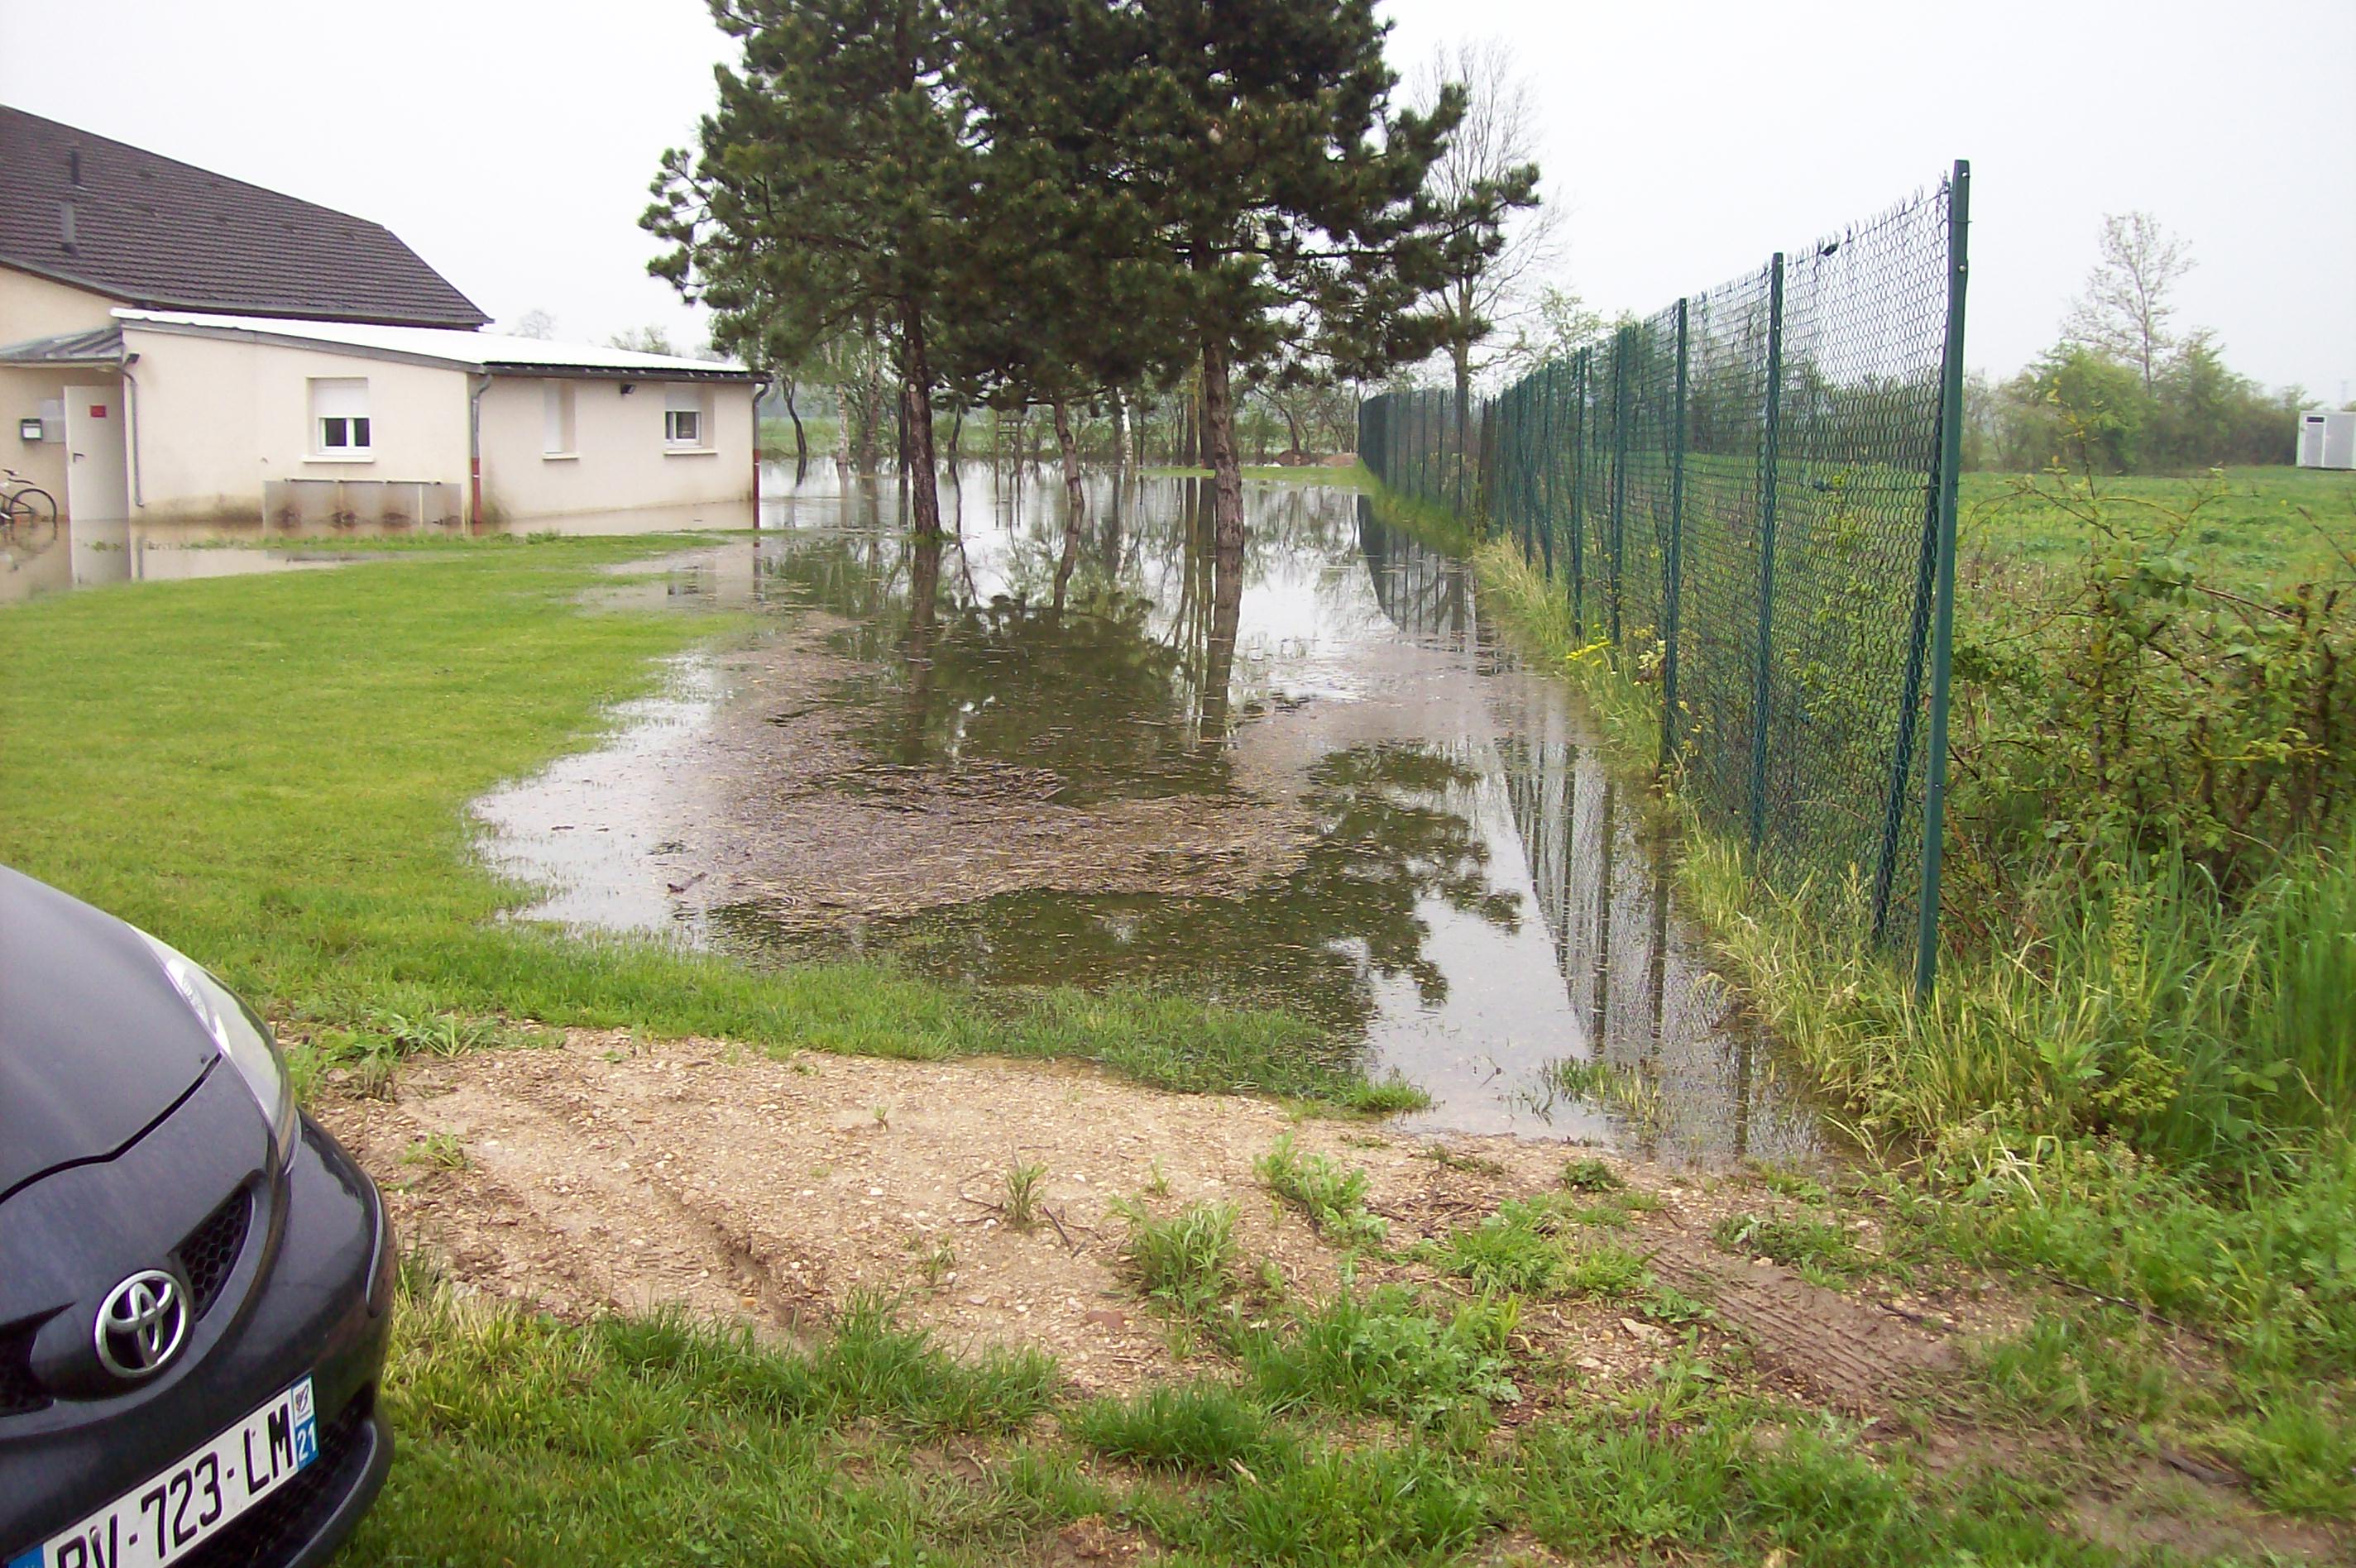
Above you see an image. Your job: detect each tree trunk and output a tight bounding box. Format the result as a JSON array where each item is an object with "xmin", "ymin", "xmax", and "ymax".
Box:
[
  {"xmin": 1109, "ymin": 391, "xmax": 1130, "ymax": 471},
  {"xmin": 783, "ymin": 379, "xmax": 809, "ymax": 484},
  {"xmin": 1051, "ymin": 401, "xmax": 1087, "ymax": 524},
  {"xmin": 1199, "ymin": 340, "xmax": 1247, "ymax": 551},
  {"xmin": 1200, "ymin": 539, "xmax": 1244, "ymax": 743},
  {"xmin": 898, "ymin": 300, "xmax": 943, "ymax": 538}
]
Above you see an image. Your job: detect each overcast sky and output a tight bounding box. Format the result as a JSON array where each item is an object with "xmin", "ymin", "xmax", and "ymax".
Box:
[{"xmin": 4, "ymin": 0, "xmax": 2349, "ymax": 399}]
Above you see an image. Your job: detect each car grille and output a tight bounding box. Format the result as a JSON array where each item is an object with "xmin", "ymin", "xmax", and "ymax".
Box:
[
  {"xmin": 178, "ymin": 1188, "xmax": 254, "ymax": 1320},
  {"xmin": 0, "ymin": 1188, "xmax": 254, "ymax": 1421},
  {"xmin": 0, "ymin": 1322, "xmax": 45, "ymax": 1417},
  {"xmin": 177, "ymin": 1394, "xmax": 374, "ymax": 1568}
]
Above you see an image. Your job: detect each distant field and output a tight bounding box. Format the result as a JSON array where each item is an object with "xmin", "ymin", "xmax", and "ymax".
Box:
[{"xmin": 1960, "ymin": 466, "xmax": 2356, "ymax": 589}]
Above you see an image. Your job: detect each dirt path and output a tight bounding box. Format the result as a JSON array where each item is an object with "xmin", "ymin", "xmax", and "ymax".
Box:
[{"xmin": 319, "ymin": 1032, "xmax": 1958, "ymax": 1407}]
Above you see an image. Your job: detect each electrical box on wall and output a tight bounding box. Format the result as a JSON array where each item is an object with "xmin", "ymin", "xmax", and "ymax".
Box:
[{"xmin": 36, "ymin": 399, "xmax": 64, "ymax": 442}]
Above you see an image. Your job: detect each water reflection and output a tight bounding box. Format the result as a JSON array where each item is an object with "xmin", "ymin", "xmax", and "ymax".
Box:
[
  {"xmin": 477, "ymin": 465, "xmax": 1820, "ymax": 1159},
  {"xmin": 0, "ymin": 515, "xmax": 375, "ymax": 605}
]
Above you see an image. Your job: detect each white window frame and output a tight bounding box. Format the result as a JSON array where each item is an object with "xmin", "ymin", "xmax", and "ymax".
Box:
[
  {"xmin": 663, "ymin": 385, "xmax": 714, "ymax": 452},
  {"xmin": 309, "ymin": 377, "xmax": 372, "ymax": 461},
  {"xmin": 544, "ymin": 380, "xmax": 578, "ymax": 459}
]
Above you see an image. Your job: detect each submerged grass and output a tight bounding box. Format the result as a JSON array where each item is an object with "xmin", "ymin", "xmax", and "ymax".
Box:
[{"xmin": 0, "ymin": 537, "xmax": 1403, "ymax": 1111}]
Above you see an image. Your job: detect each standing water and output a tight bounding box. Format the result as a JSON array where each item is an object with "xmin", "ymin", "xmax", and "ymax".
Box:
[{"xmin": 476, "ymin": 466, "xmax": 1820, "ymax": 1161}]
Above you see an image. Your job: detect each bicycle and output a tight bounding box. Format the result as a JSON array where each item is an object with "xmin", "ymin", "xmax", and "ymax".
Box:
[{"xmin": 2, "ymin": 466, "xmax": 59, "ymax": 549}]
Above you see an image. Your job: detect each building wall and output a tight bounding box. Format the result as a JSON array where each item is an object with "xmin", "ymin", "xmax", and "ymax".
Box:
[
  {"xmin": 0, "ymin": 366, "xmax": 78, "ymax": 508},
  {"xmin": 477, "ymin": 375, "xmax": 754, "ymax": 521},
  {"xmin": 1, "ymin": 271, "xmax": 125, "ymax": 509},
  {"xmin": 118, "ymin": 326, "xmax": 472, "ymax": 523},
  {"xmin": 0, "ymin": 266, "xmax": 119, "ymax": 342}
]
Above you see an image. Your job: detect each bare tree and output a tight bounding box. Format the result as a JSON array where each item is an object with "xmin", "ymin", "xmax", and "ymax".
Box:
[
  {"xmin": 607, "ymin": 324, "xmax": 681, "ymax": 356},
  {"xmin": 1415, "ymin": 40, "xmax": 1555, "ymax": 437},
  {"xmin": 505, "ymin": 308, "xmax": 557, "ymax": 340},
  {"xmin": 2065, "ymin": 212, "xmax": 2195, "ymax": 394}
]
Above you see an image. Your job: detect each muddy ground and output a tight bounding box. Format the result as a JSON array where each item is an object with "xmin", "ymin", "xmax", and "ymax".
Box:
[{"xmin": 476, "ymin": 600, "xmax": 1558, "ymax": 933}]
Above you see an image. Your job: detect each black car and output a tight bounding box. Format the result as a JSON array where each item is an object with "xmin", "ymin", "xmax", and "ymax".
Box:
[{"xmin": 1, "ymin": 867, "xmax": 393, "ymax": 1567}]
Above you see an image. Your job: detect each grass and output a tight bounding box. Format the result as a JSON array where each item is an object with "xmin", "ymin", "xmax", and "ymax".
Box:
[
  {"xmin": 0, "ymin": 534, "xmax": 1411, "ymax": 1112},
  {"xmin": 355, "ymin": 1275, "xmax": 2183, "ymax": 1566},
  {"xmin": 1255, "ymin": 1135, "xmax": 1388, "ymax": 1249},
  {"xmin": 1711, "ymin": 1211, "xmax": 1868, "ymax": 1287},
  {"xmin": 1959, "ymin": 466, "xmax": 2356, "ymax": 588},
  {"xmin": 1421, "ymin": 1196, "xmax": 1654, "ymax": 1299}
]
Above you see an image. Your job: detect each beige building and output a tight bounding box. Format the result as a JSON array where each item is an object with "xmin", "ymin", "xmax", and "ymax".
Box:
[{"xmin": 1, "ymin": 107, "xmax": 759, "ymax": 531}]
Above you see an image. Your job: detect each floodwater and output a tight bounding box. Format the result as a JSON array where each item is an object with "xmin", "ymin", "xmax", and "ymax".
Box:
[
  {"xmin": 0, "ymin": 496, "xmax": 759, "ymax": 606},
  {"xmin": 0, "ymin": 515, "xmax": 374, "ymax": 605},
  {"xmin": 476, "ymin": 466, "xmax": 1820, "ymax": 1161}
]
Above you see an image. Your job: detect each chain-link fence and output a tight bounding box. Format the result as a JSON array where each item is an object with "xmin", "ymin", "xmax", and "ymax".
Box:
[{"xmin": 1362, "ymin": 165, "xmax": 1970, "ymax": 989}]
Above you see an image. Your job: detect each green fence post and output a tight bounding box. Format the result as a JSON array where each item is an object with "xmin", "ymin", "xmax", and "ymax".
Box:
[
  {"xmin": 1661, "ymin": 298, "xmax": 1688, "ymax": 773},
  {"xmin": 1745, "ymin": 253, "xmax": 1786, "ymax": 856},
  {"xmin": 1537, "ymin": 364, "xmax": 1557, "ymax": 578},
  {"xmin": 1569, "ymin": 350, "xmax": 1587, "ymax": 637},
  {"xmin": 1913, "ymin": 161, "xmax": 1971, "ymax": 999},
  {"xmin": 1609, "ymin": 327, "xmax": 1629, "ymax": 647}
]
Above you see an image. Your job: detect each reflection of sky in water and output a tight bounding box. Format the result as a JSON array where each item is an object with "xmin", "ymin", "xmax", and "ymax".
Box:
[{"xmin": 476, "ymin": 464, "xmax": 1822, "ymax": 1163}]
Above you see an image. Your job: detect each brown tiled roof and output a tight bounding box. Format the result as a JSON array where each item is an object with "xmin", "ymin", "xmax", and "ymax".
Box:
[{"xmin": 0, "ymin": 106, "xmax": 488, "ymax": 329}]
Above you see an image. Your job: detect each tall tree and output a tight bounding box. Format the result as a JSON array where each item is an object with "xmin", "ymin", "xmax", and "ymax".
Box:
[
  {"xmin": 1413, "ymin": 40, "xmax": 1548, "ymax": 440},
  {"xmin": 644, "ymin": 0, "xmax": 968, "ymax": 537},
  {"xmin": 2065, "ymin": 211, "xmax": 2195, "ymax": 396},
  {"xmin": 965, "ymin": 0, "xmax": 1499, "ymax": 550}
]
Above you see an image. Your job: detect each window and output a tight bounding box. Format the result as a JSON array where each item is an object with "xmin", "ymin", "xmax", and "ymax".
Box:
[
  {"xmin": 663, "ymin": 385, "xmax": 711, "ymax": 448},
  {"xmin": 544, "ymin": 380, "xmax": 577, "ymax": 456},
  {"xmin": 311, "ymin": 377, "xmax": 371, "ymax": 456}
]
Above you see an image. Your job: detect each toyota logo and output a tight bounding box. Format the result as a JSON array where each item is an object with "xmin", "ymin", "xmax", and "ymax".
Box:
[{"xmin": 94, "ymin": 1269, "xmax": 189, "ymax": 1380}]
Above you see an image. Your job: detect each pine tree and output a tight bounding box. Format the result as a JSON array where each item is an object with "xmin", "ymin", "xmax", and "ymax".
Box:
[
  {"xmin": 644, "ymin": 0, "xmax": 970, "ymax": 537},
  {"xmin": 961, "ymin": 0, "xmax": 1516, "ymax": 547}
]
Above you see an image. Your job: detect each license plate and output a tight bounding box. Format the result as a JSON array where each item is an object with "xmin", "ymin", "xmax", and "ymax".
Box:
[{"xmin": 9, "ymin": 1376, "xmax": 318, "ymax": 1568}]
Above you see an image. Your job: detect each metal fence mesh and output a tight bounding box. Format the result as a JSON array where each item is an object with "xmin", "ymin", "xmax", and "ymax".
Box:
[{"xmin": 1361, "ymin": 170, "xmax": 1966, "ymax": 977}]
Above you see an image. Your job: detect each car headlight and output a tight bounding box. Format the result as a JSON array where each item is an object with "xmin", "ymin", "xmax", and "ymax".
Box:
[{"xmin": 136, "ymin": 932, "xmax": 299, "ymax": 1169}]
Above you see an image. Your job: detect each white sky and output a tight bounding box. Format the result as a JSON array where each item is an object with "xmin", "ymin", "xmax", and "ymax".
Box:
[{"xmin": 3, "ymin": 0, "xmax": 2349, "ymax": 399}]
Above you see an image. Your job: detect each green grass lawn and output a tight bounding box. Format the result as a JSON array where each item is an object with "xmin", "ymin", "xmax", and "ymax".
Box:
[
  {"xmin": 1960, "ymin": 466, "xmax": 2356, "ymax": 587},
  {"xmin": 0, "ymin": 536, "xmax": 1404, "ymax": 1110}
]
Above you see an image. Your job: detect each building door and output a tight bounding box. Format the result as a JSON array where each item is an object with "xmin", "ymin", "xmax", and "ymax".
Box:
[{"xmin": 64, "ymin": 385, "xmax": 130, "ymax": 522}]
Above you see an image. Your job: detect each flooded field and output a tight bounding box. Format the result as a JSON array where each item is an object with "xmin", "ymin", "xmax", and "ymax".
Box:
[{"xmin": 476, "ymin": 467, "xmax": 1820, "ymax": 1160}]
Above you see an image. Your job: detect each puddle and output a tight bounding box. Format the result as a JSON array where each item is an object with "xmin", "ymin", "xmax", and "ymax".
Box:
[{"xmin": 475, "ymin": 466, "xmax": 1822, "ymax": 1160}]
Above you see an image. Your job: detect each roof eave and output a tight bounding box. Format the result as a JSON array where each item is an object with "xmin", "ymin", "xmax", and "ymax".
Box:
[{"xmin": 0, "ymin": 255, "xmax": 491, "ymax": 331}]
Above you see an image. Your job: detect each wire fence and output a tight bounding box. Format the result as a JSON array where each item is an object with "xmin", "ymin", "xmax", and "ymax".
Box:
[{"xmin": 1361, "ymin": 164, "xmax": 1971, "ymax": 989}]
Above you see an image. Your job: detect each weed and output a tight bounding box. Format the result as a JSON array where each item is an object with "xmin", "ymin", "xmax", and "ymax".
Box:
[
  {"xmin": 1713, "ymin": 1212, "xmax": 1867, "ymax": 1284},
  {"xmin": 400, "ymin": 1131, "xmax": 470, "ymax": 1173},
  {"xmin": 1004, "ymin": 1157, "xmax": 1048, "ymax": 1228},
  {"xmin": 1559, "ymin": 1156, "xmax": 1625, "ymax": 1193},
  {"xmin": 1113, "ymin": 1200, "xmax": 1238, "ymax": 1319},
  {"xmin": 1425, "ymin": 1198, "xmax": 1653, "ymax": 1300},
  {"xmin": 1421, "ymin": 1144, "xmax": 1506, "ymax": 1178},
  {"xmin": 1143, "ymin": 1158, "xmax": 1171, "ymax": 1198},
  {"xmin": 1255, "ymin": 1135, "xmax": 1387, "ymax": 1249},
  {"xmin": 1241, "ymin": 1274, "xmax": 1520, "ymax": 1427}
]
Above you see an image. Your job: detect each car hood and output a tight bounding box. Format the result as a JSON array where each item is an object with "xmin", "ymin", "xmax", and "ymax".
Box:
[{"xmin": 0, "ymin": 866, "xmax": 219, "ymax": 1198}]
